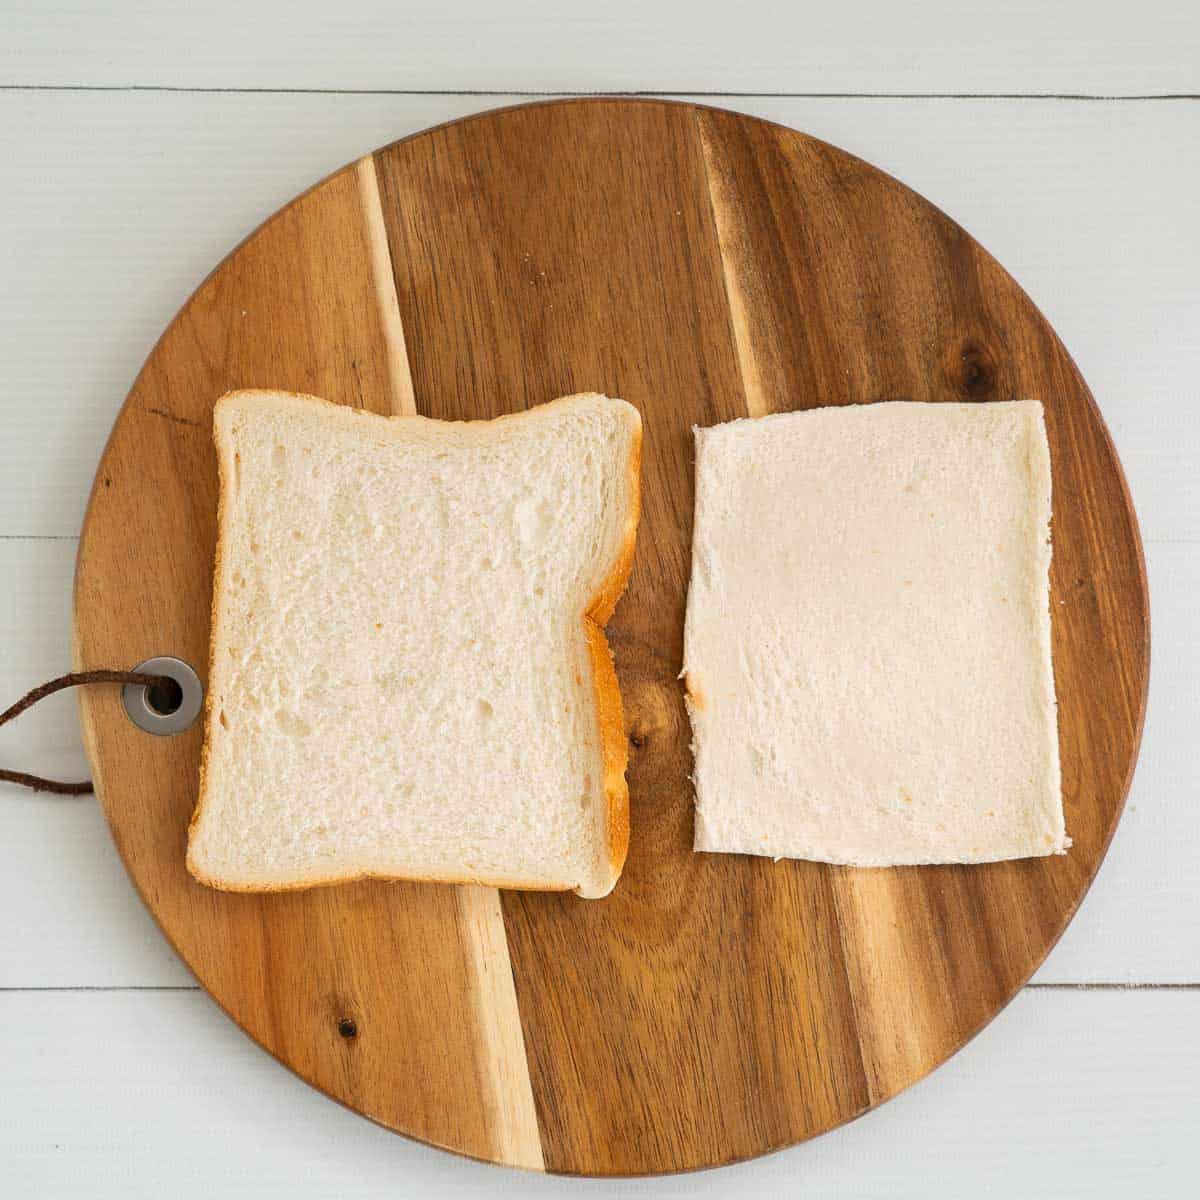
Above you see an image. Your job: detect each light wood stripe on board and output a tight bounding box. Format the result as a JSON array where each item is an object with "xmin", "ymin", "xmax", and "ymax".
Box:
[
  {"xmin": 356, "ymin": 156, "xmax": 418, "ymax": 416},
  {"xmin": 696, "ymin": 119, "xmax": 770, "ymax": 420},
  {"xmin": 454, "ymin": 885, "xmax": 545, "ymax": 1170}
]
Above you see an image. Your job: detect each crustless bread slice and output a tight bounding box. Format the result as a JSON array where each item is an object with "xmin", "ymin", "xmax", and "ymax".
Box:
[
  {"xmin": 683, "ymin": 400, "xmax": 1065, "ymax": 866},
  {"xmin": 187, "ymin": 391, "xmax": 641, "ymax": 897}
]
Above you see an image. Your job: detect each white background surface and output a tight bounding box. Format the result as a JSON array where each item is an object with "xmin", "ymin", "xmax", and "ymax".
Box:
[{"xmin": 1, "ymin": 3, "xmax": 1197, "ymax": 1195}]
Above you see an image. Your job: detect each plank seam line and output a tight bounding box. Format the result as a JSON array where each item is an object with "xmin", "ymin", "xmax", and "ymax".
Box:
[
  {"xmin": 0, "ymin": 534, "xmax": 80, "ymax": 542},
  {"xmin": 0, "ymin": 985, "xmax": 201, "ymax": 993},
  {"xmin": 1, "ymin": 85, "xmax": 1199, "ymax": 100},
  {"xmin": 1024, "ymin": 982, "xmax": 1200, "ymax": 991}
]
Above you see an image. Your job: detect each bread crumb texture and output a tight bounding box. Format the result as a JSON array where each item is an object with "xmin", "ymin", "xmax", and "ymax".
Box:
[
  {"xmin": 683, "ymin": 400, "xmax": 1066, "ymax": 866},
  {"xmin": 189, "ymin": 391, "xmax": 640, "ymax": 897}
]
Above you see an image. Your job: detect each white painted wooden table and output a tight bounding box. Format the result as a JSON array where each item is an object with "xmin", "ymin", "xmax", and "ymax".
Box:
[{"xmin": 2, "ymin": 3, "xmax": 1197, "ymax": 1195}]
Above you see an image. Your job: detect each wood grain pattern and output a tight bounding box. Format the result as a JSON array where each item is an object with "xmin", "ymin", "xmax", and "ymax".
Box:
[
  {"xmin": 363, "ymin": 154, "xmax": 543, "ymax": 1169},
  {"xmin": 74, "ymin": 162, "xmax": 506, "ymax": 1163},
  {"xmin": 73, "ymin": 98, "xmax": 1149, "ymax": 1175},
  {"xmin": 695, "ymin": 105, "xmax": 1150, "ymax": 1114}
]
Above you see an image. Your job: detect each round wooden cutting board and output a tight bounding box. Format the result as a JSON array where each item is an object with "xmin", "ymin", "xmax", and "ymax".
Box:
[{"xmin": 74, "ymin": 99, "xmax": 1148, "ymax": 1175}]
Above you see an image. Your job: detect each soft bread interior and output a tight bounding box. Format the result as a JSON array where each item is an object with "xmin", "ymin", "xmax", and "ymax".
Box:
[
  {"xmin": 188, "ymin": 391, "xmax": 641, "ymax": 897},
  {"xmin": 683, "ymin": 400, "xmax": 1065, "ymax": 866}
]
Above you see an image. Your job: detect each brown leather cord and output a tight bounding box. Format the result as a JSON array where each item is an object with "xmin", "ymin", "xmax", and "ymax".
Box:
[{"xmin": 0, "ymin": 671, "xmax": 166, "ymax": 795}]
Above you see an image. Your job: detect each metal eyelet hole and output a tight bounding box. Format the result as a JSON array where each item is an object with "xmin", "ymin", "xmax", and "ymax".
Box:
[
  {"xmin": 145, "ymin": 677, "xmax": 183, "ymax": 716},
  {"xmin": 123, "ymin": 657, "xmax": 203, "ymax": 736}
]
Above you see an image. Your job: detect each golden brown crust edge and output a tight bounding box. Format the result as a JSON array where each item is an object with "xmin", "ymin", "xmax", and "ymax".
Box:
[
  {"xmin": 581, "ymin": 411, "xmax": 642, "ymax": 893},
  {"xmin": 188, "ymin": 864, "xmax": 573, "ymax": 894},
  {"xmin": 581, "ymin": 623, "xmax": 631, "ymax": 892},
  {"xmin": 188, "ymin": 389, "xmax": 642, "ymax": 898}
]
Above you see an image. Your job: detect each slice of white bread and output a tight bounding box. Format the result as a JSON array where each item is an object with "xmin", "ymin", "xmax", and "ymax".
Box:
[
  {"xmin": 187, "ymin": 390, "xmax": 641, "ymax": 898},
  {"xmin": 683, "ymin": 400, "xmax": 1065, "ymax": 866}
]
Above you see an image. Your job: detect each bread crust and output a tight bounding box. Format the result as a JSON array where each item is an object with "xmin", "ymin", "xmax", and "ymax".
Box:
[
  {"xmin": 187, "ymin": 864, "xmax": 574, "ymax": 894},
  {"xmin": 188, "ymin": 389, "xmax": 641, "ymax": 898},
  {"xmin": 579, "ymin": 412, "xmax": 641, "ymax": 895}
]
